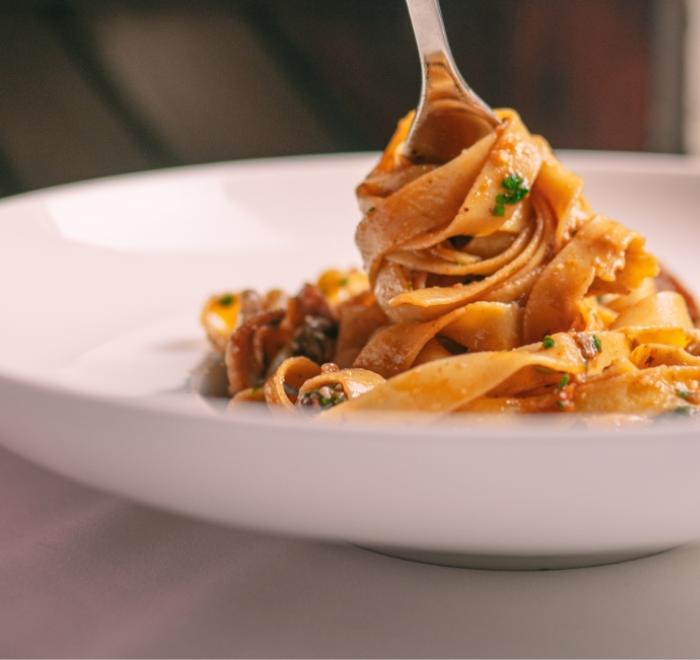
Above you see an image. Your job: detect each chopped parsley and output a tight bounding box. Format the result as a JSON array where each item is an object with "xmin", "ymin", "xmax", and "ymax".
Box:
[
  {"xmin": 338, "ymin": 277, "xmax": 349, "ymax": 287},
  {"xmin": 575, "ymin": 333, "xmax": 601, "ymax": 360},
  {"xmin": 503, "ymin": 173, "xmax": 528, "ymax": 194},
  {"xmin": 298, "ymin": 384, "xmax": 347, "ymax": 411},
  {"xmin": 218, "ymin": 293, "xmax": 235, "ymax": 306},
  {"xmin": 493, "ymin": 199, "xmax": 506, "ymax": 217},
  {"xmin": 657, "ymin": 405, "xmax": 698, "ymax": 420},
  {"xmin": 670, "ymin": 406, "xmax": 694, "ymax": 416},
  {"xmin": 676, "ymin": 386, "xmax": 691, "ymax": 401},
  {"xmin": 492, "ymin": 173, "xmax": 529, "ymax": 216},
  {"xmin": 558, "ymin": 373, "xmax": 570, "ymax": 389},
  {"xmin": 542, "ymin": 335, "xmax": 555, "ymax": 349}
]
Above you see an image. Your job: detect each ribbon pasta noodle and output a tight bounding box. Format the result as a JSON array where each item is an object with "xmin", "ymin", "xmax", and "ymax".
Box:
[{"xmin": 202, "ymin": 109, "xmax": 700, "ymax": 419}]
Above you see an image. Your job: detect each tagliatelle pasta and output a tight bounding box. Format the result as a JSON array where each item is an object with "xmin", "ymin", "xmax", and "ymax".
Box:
[{"xmin": 201, "ymin": 109, "xmax": 700, "ymax": 418}]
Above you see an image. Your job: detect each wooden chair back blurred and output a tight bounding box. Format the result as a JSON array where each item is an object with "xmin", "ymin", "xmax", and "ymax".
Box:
[{"xmin": 0, "ymin": 0, "xmax": 686, "ymax": 196}]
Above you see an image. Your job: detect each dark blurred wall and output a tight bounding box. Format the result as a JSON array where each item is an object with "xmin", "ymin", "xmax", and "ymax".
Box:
[{"xmin": 0, "ymin": 0, "xmax": 686, "ymax": 196}]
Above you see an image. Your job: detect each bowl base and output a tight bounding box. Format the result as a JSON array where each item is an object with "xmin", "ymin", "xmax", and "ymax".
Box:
[{"xmin": 360, "ymin": 544, "xmax": 678, "ymax": 570}]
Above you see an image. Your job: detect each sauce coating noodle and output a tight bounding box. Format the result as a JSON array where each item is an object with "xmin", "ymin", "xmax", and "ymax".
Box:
[{"xmin": 202, "ymin": 109, "xmax": 700, "ymax": 419}]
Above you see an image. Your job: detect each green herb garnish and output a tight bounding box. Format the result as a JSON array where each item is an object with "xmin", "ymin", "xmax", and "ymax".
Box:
[
  {"xmin": 503, "ymin": 173, "xmax": 529, "ymax": 195},
  {"xmin": 592, "ymin": 335, "xmax": 602, "ymax": 353},
  {"xmin": 558, "ymin": 374, "xmax": 570, "ymax": 389},
  {"xmin": 492, "ymin": 174, "xmax": 529, "ymax": 216},
  {"xmin": 677, "ymin": 386, "xmax": 691, "ymax": 401},
  {"xmin": 542, "ymin": 335, "xmax": 555, "ymax": 349},
  {"xmin": 298, "ymin": 384, "xmax": 347, "ymax": 411},
  {"xmin": 672, "ymin": 406, "xmax": 694, "ymax": 416},
  {"xmin": 218, "ymin": 293, "xmax": 235, "ymax": 306},
  {"xmin": 338, "ymin": 278, "xmax": 349, "ymax": 287},
  {"xmin": 656, "ymin": 406, "xmax": 697, "ymax": 420},
  {"xmin": 493, "ymin": 197, "xmax": 506, "ymax": 217}
]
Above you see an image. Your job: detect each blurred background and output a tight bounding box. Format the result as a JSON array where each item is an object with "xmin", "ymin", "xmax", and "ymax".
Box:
[{"xmin": 0, "ymin": 0, "xmax": 697, "ymax": 197}]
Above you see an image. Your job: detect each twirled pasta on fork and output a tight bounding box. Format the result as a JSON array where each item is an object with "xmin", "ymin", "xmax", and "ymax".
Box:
[{"xmin": 201, "ymin": 109, "xmax": 700, "ymax": 418}]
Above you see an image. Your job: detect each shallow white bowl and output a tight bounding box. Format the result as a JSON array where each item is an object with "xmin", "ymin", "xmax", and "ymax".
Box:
[{"xmin": 1, "ymin": 152, "xmax": 699, "ymax": 569}]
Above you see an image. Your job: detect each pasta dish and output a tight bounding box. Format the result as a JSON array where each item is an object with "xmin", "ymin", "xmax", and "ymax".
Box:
[{"xmin": 201, "ymin": 109, "xmax": 700, "ymax": 419}]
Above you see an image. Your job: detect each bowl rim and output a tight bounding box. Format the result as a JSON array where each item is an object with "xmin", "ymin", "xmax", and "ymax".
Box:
[{"xmin": 1, "ymin": 150, "xmax": 699, "ymax": 443}]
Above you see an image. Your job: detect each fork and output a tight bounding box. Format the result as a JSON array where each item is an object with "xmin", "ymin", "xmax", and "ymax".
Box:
[{"xmin": 402, "ymin": 0, "xmax": 501, "ymax": 163}]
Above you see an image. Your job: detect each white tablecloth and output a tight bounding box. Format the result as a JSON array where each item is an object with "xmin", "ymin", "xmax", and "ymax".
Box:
[{"xmin": 2, "ymin": 444, "xmax": 700, "ymax": 659}]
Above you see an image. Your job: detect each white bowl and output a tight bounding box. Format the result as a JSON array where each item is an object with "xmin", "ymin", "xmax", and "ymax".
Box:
[{"xmin": 1, "ymin": 152, "xmax": 699, "ymax": 570}]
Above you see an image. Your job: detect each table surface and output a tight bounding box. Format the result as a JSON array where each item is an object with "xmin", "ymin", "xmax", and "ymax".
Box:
[{"xmin": 2, "ymin": 444, "xmax": 700, "ymax": 659}]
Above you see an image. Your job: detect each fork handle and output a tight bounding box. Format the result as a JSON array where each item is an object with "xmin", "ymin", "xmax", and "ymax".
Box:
[{"xmin": 405, "ymin": 0, "xmax": 453, "ymax": 60}]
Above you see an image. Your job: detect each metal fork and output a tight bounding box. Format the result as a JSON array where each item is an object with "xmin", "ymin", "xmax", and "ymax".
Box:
[{"xmin": 402, "ymin": 0, "xmax": 501, "ymax": 163}]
